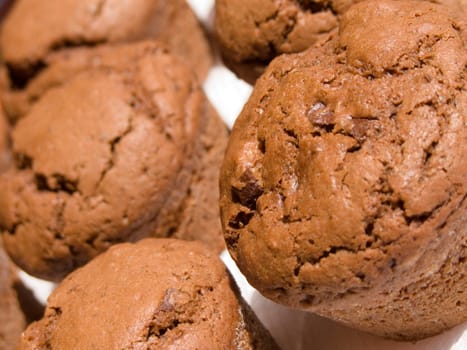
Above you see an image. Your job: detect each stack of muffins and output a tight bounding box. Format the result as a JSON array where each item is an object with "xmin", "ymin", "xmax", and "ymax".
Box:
[
  {"xmin": 0, "ymin": 0, "xmax": 465, "ymax": 349},
  {"xmin": 0, "ymin": 0, "xmax": 278, "ymax": 348}
]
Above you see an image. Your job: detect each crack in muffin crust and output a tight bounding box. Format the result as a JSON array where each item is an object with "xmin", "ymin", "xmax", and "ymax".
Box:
[
  {"xmin": 0, "ymin": 42, "xmax": 227, "ymax": 281},
  {"xmin": 215, "ymin": 0, "xmax": 467, "ymax": 83},
  {"xmin": 1, "ymin": 0, "xmax": 213, "ymax": 122},
  {"xmin": 18, "ymin": 239, "xmax": 279, "ymax": 350}
]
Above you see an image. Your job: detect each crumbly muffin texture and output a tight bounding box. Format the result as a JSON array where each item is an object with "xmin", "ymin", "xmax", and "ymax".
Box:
[
  {"xmin": 19, "ymin": 239, "xmax": 279, "ymax": 350},
  {"xmin": 220, "ymin": 0, "xmax": 466, "ymax": 340},
  {"xmin": 1, "ymin": 0, "xmax": 212, "ymax": 121},
  {"xmin": 0, "ymin": 41, "xmax": 227, "ymax": 281},
  {"xmin": 215, "ymin": 0, "xmax": 351, "ymax": 63},
  {"xmin": 215, "ymin": 0, "xmax": 467, "ymax": 82}
]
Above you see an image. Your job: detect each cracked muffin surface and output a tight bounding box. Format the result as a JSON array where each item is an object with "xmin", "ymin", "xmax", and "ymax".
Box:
[
  {"xmin": 220, "ymin": 0, "xmax": 466, "ymax": 340},
  {"xmin": 0, "ymin": 41, "xmax": 227, "ymax": 281},
  {"xmin": 1, "ymin": 0, "xmax": 212, "ymax": 122},
  {"xmin": 215, "ymin": 0, "xmax": 348, "ymax": 63},
  {"xmin": 18, "ymin": 239, "xmax": 279, "ymax": 350},
  {"xmin": 214, "ymin": 0, "xmax": 467, "ymax": 82}
]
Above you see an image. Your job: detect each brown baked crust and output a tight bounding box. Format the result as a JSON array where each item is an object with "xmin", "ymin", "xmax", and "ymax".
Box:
[
  {"xmin": 0, "ymin": 41, "xmax": 227, "ymax": 281},
  {"xmin": 1, "ymin": 0, "xmax": 212, "ymax": 122},
  {"xmin": 154, "ymin": 103, "xmax": 229, "ymax": 251},
  {"xmin": 220, "ymin": 0, "xmax": 466, "ymax": 340},
  {"xmin": 215, "ymin": 0, "xmax": 348, "ymax": 62},
  {"xmin": 18, "ymin": 239, "xmax": 279, "ymax": 350},
  {"xmin": 214, "ymin": 0, "xmax": 467, "ymax": 82}
]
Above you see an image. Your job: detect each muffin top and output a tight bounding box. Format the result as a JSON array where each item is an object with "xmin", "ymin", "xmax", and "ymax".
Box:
[
  {"xmin": 220, "ymin": 0, "xmax": 466, "ymax": 308},
  {"xmin": 215, "ymin": 0, "xmax": 357, "ymax": 63},
  {"xmin": 0, "ymin": 41, "xmax": 212, "ymax": 281},
  {"xmin": 19, "ymin": 239, "xmax": 279, "ymax": 350},
  {"xmin": 215, "ymin": 0, "xmax": 467, "ymax": 83},
  {"xmin": 1, "ymin": 0, "xmax": 211, "ymax": 89}
]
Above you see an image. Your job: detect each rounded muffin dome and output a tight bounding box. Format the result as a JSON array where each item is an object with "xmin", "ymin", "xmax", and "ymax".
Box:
[
  {"xmin": 214, "ymin": 0, "xmax": 467, "ymax": 82},
  {"xmin": 1, "ymin": 0, "xmax": 212, "ymax": 121},
  {"xmin": 18, "ymin": 239, "xmax": 279, "ymax": 350},
  {"xmin": 0, "ymin": 41, "xmax": 227, "ymax": 281},
  {"xmin": 220, "ymin": 0, "xmax": 467, "ymax": 340},
  {"xmin": 1, "ymin": 0, "xmax": 211, "ymax": 79}
]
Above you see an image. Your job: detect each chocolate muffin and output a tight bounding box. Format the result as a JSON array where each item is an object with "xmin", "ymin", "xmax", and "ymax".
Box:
[
  {"xmin": 214, "ymin": 0, "xmax": 467, "ymax": 83},
  {"xmin": 1, "ymin": 0, "xmax": 212, "ymax": 122},
  {"xmin": 220, "ymin": 0, "xmax": 466, "ymax": 340},
  {"xmin": 18, "ymin": 239, "xmax": 279, "ymax": 350},
  {"xmin": 0, "ymin": 41, "xmax": 228, "ymax": 281}
]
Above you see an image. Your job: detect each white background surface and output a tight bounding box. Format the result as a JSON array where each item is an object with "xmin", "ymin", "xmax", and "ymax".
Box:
[{"xmin": 21, "ymin": 1, "xmax": 466, "ymax": 349}]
